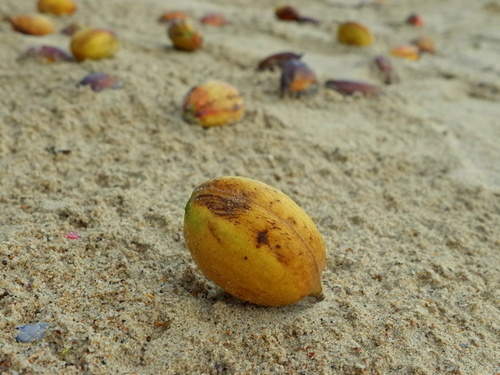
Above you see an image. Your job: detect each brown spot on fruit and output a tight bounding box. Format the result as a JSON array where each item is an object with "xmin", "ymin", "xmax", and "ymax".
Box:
[
  {"xmin": 257, "ymin": 231, "xmax": 269, "ymax": 246},
  {"xmin": 195, "ymin": 193, "xmax": 249, "ymax": 217}
]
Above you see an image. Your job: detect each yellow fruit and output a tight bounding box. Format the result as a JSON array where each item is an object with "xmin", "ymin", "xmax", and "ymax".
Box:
[
  {"xmin": 38, "ymin": 0, "xmax": 76, "ymax": 16},
  {"xmin": 10, "ymin": 14, "xmax": 55, "ymax": 36},
  {"xmin": 390, "ymin": 44, "xmax": 420, "ymax": 61},
  {"xmin": 414, "ymin": 36, "xmax": 435, "ymax": 54},
  {"xmin": 168, "ymin": 20, "xmax": 202, "ymax": 51},
  {"xmin": 183, "ymin": 176, "xmax": 326, "ymax": 306},
  {"xmin": 182, "ymin": 81, "xmax": 245, "ymax": 127},
  {"xmin": 337, "ymin": 22, "xmax": 374, "ymax": 46},
  {"xmin": 70, "ymin": 28, "xmax": 119, "ymax": 61}
]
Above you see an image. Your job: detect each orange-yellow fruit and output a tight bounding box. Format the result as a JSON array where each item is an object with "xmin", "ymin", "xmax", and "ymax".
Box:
[
  {"xmin": 70, "ymin": 28, "xmax": 119, "ymax": 61},
  {"xmin": 38, "ymin": 0, "xmax": 76, "ymax": 16},
  {"xmin": 182, "ymin": 81, "xmax": 245, "ymax": 127},
  {"xmin": 414, "ymin": 36, "xmax": 435, "ymax": 54},
  {"xmin": 280, "ymin": 60, "xmax": 318, "ymax": 97},
  {"xmin": 390, "ymin": 45, "xmax": 420, "ymax": 61},
  {"xmin": 200, "ymin": 12, "xmax": 228, "ymax": 27},
  {"xmin": 168, "ymin": 20, "xmax": 202, "ymax": 51},
  {"xmin": 158, "ymin": 11, "xmax": 189, "ymax": 23},
  {"xmin": 337, "ymin": 22, "xmax": 374, "ymax": 46},
  {"xmin": 10, "ymin": 14, "xmax": 55, "ymax": 36},
  {"xmin": 184, "ymin": 176, "xmax": 326, "ymax": 306}
]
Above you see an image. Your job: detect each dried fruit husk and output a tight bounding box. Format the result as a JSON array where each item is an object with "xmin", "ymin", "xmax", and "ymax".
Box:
[
  {"xmin": 280, "ymin": 60, "xmax": 318, "ymax": 98},
  {"xmin": 325, "ymin": 80, "xmax": 382, "ymax": 96},
  {"xmin": 257, "ymin": 52, "xmax": 302, "ymax": 71},
  {"xmin": 18, "ymin": 45, "xmax": 74, "ymax": 63},
  {"xmin": 78, "ymin": 73, "xmax": 122, "ymax": 92}
]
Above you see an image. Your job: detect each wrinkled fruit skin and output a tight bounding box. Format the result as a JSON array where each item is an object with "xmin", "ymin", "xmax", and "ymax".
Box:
[
  {"xmin": 168, "ymin": 20, "xmax": 202, "ymax": 51},
  {"xmin": 337, "ymin": 22, "xmax": 374, "ymax": 46},
  {"xmin": 70, "ymin": 28, "xmax": 119, "ymax": 61},
  {"xmin": 10, "ymin": 15, "xmax": 55, "ymax": 36},
  {"xmin": 182, "ymin": 81, "xmax": 244, "ymax": 127},
  {"xmin": 183, "ymin": 176, "xmax": 326, "ymax": 307},
  {"xmin": 38, "ymin": 0, "xmax": 76, "ymax": 16}
]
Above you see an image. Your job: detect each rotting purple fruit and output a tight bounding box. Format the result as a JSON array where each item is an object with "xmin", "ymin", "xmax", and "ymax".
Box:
[
  {"xmin": 78, "ymin": 73, "xmax": 123, "ymax": 92},
  {"xmin": 257, "ymin": 52, "xmax": 303, "ymax": 71},
  {"xmin": 18, "ymin": 45, "xmax": 74, "ymax": 63}
]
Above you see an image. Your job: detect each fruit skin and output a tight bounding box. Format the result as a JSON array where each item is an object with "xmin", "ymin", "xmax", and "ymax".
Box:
[
  {"xmin": 182, "ymin": 81, "xmax": 244, "ymax": 127},
  {"xmin": 280, "ymin": 59, "xmax": 318, "ymax": 98},
  {"xmin": 325, "ymin": 80, "xmax": 382, "ymax": 96},
  {"xmin": 184, "ymin": 176, "xmax": 326, "ymax": 307},
  {"xmin": 70, "ymin": 28, "xmax": 119, "ymax": 61},
  {"xmin": 18, "ymin": 45, "xmax": 74, "ymax": 63},
  {"xmin": 78, "ymin": 73, "xmax": 123, "ymax": 92},
  {"xmin": 257, "ymin": 52, "xmax": 302, "ymax": 71},
  {"xmin": 10, "ymin": 15, "xmax": 55, "ymax": 36},
  {"xmin": 200, "ymin": 12, "xmax": 228, "ymax": 27},
  {"xmin": 390, "ymin": 45, "xmax": 420, "ymax": 61},
  {"xmin": 337, "ymin": 22, "xmax": 374, "ymax": 46},
  {"xmin": 168, "ymin": 20, "xmax": 202, "ymax": 51},
  {"xmin": 158, "ymin": 11, "xmax": 189, "ymax": 23},
  {"xmin": 38, "ymin": 0, "xmax": 76, "ymax": 16}
]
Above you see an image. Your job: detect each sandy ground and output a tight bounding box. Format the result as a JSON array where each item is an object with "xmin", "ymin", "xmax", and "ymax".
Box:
[{"xmin": 1, "ymin": 0, "xmax": 500, "ymax": 374}]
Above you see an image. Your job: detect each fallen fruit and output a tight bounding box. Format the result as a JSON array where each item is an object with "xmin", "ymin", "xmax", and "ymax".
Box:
[
  {"xmin": 183, "ymin": 176, "xmax": 326, "ymax": 306},
  {"xmin": 337, "ymin": 22, "xmax": 374, "ymax": 46},
  {"xmin": 275, "ymin": 5, "xmax": 319, "ymax": 24},
  {"xmin": 374, "ymin": 55, "xmax": 394, "ymax": 84},
  {"xmin": 325, "ymin": 80, "xmax": 382, "ymax": 96},
  {"xmin": 158, "ymin": 11, "xmax": 189, "ymax": 23},
  {"xmin": 38, "ymin": 0, "xmax": 76, "ymax": 16},
  {"xmin": 18, "ymin": 45, "xmax": 74, "ymax": 63},
  {"xmin": 78, "ymin": 73, "xmax": 123, "ymax": 92},
  {"xmin": 168, "ymin": 20, "xmax": 202, "ymax": 51},
  {"xmin": 200, "ymin": 12, "xmax": 228, "ymax": 27},
  {"xmin": 406, "ymin": 13, "xmax": 423, "ymax": 27},
  {"xmin": 60, "ymin": 22, "xmax": 85, "ymax": 36},
  {"xmin": 70, "ymin": 28, "xmax": 119, "ymax": 61},
  {"xmin": 280, "ymin": 59, "xmax": 318, "ymax": 97},
  {"xmin": 257, "ymin": 51, "xmax": 302, "ymax": 71},
  {"xmin": 182, "ymin": 81, "xmax": 244, "ymax": 127},
  {"xmin": 414, "ymin": 35, "xmax": 435, "ymax": 54},
  {"xmin": 390, "ymin": 44, "xmax": 420, "ymax": 61},
  {"xmin": 9, "ymin": 14, "xmax": 55, "ymax": 36}
]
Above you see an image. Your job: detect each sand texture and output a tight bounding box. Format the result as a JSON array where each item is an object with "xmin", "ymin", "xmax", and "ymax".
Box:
[{"xmin": 1, "ymin": 0, "xmax": 500, "ymax": 374}]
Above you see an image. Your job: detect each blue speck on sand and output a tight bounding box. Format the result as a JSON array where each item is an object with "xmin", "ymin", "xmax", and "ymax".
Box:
[
  {"xmin": 460, "ymin": 343, "xmax": 468, "ymax": 348},
  {"xmin": 15, "ymin": 322, "xmax": 49, "ymax": 343}
]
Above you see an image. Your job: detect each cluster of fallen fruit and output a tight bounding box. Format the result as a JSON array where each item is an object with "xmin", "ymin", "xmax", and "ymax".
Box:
[{"xmin": 6, "ymin": 1, "xmax": 436, "ymax": 306}]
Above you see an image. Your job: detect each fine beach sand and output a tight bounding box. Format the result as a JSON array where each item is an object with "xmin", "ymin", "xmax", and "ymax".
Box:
[{"xmin": 1, "ymin": 0, "xmax": 500, "ymax": 374}]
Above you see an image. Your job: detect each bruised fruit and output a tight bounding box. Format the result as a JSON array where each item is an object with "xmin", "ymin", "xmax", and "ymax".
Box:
[
  {"xmin": 78, "ymin": 73, "xmax": 122, "ymax": 92},
  {"xmin": 257, "ymin": 52, "xmax": 302, "ymax": 71},
  {"xmin": 182, "ymin": 81, "xmax": 244, "ymax": 127},
  {"xmin": 337, "ymin": 22, "xmax": 374, "ymax": 46},
  {"xmin": 9, "ymin": 15, "xmax": 55, "ymax": 36},
  {"xmin": 406, "ymin": 13, "xmax": 423, "ymax": 27},
  {"xmin": 168, "ymin": 20, "xmax": 202, "ymax": 51},
  {"xmin": 325, "ymin": 80, "xmax": 382, "ymax": 96},
  {"xmin": 183, "ymin": 176, "xmax": 326, "ymax": 306},
  {"xmin": 38, "ymin": 0, "xmax": 76, "ymax": 16},
  {"xmin": 70, "ymin": 28, "xmax": 119, "ymax": 61},
  {"xmin": 390, "ymin": 44, "xmax": 420, "ymax": 61},
  {"xmin": 18, "ymin": 45, "xmax": 74, "ymax": 63},
  {"xmin": 200, "ymin": 12, "xmax": 228, "ymax": 27},
  {"xmin": 280, "ymin": 59, "xmax": 318, "ymax": 97}
]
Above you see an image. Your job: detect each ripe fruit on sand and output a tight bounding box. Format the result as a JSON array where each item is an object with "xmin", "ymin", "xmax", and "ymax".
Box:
[
  {"xmin": 9, "ymin": 15, "xmax": 55, "ymax": 36},
  {"xmin": 182, "ymin": 81, "xmax": 245, "ymax": 127},
  {"xmin": 38, "ymin": 0, "xmax": 76, "ymax": 16},
  {"xmin": 183, "ymin": 176, "xmax": 326, "ymax": 306},
  {"xmin": 280, "ymin": 59, "xmax": 318, "ymax": 97},
  {"xmin": 70, "ymin": 28, "xmax": 119, "ymax": 61},
  {"xmin": 168, "ymin": 20, "xmax": 202, "ymax": 51},
  {"xmin": 337, "ymin": 22, "xmax": 374, "ymax": 46}
]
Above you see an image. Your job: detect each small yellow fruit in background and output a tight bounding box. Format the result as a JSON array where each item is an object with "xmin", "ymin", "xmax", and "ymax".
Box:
[
  {"xmin": 390, "ymin": 45, "xmax": 420, "ymax": 61},
  {"xmin": 183, "ymin": 176, "xmax": 326, "ymax": 306},
  {"xmin": 70, "ymin": 28, "xmax": 119, "ymax": 61},
  {"xmin": 182, "ymin": 81, "xmax": 245, "ymax": 127},
  {"xmin": 38, "ymin": 0, "xmax": 76, "ymax": 16},
  {"xmin": 168, "ymin": 20, "xmax": 202, "ymax": 51},
  {"xmin": 337, "ymin": 21, "xmax": 374, "ymax": 46},
  {"xmin": 9, "ymin": 14, "xmax": 55, "ymax": 36}
]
